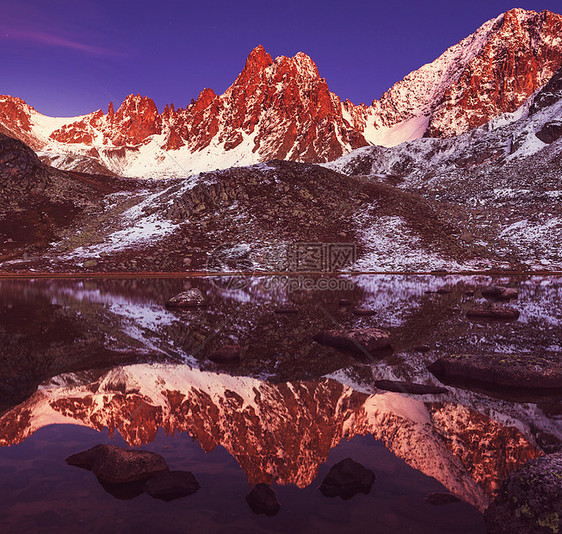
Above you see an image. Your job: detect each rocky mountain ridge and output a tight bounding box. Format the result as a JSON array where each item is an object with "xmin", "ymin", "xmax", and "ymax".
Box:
[{"xmin": 0, "ymin": 8, "xmax": 561, "ymax": 177}]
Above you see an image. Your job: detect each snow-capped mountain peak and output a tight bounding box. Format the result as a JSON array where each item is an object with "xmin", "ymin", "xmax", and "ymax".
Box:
[{"xmin": 1, "ymin": 9, "xmax": 561, "ymax": 177}]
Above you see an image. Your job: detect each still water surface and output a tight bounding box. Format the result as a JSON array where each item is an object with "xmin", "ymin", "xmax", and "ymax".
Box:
[{"xmin": 0, "ymin": 275, "xmax": 560, "ymax": 533}]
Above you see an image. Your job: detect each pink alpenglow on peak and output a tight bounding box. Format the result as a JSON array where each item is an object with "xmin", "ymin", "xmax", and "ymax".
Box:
[{"xmin": 0, "ymin": 9, "xmax": 561, "ymax": 177}]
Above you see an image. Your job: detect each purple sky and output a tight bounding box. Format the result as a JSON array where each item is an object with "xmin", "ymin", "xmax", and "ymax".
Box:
[{"xmin": 1, "ymin": 0, "xmax": 560, "ymax": 116}]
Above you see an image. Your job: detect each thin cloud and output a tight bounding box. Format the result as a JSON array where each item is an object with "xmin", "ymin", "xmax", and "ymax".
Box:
[{"xmin": 1, "ymin": 27, "xmax": 128, "ymax": 57}]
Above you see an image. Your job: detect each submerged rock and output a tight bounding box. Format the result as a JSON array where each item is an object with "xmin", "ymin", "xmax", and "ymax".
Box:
[
  {"xmin": 374, "ymin": 380, "xmax": 448, "ymax": 395},
  {"xmin": 481, "ymin": 285, "xmax": 518, "ymax": 300},
  {"xmin": 65, "ymin": 444, "xmax": 168, "ymax": 484},
  {"xmin": 466, "ymin": 304, "xmax": 519, "ymax": 320},
  {"xmin": 485, "ymin": 452, "xmax": 562, "ymax": 534},
  {"xmin": 428, "ymin": 354, "xmax": 562, "ymax": 396},
  {"xmin": 246, "ymin": 483, "xmax": 280, "ymax": 516},
  {"xmin": 313, "ymin": 328, "xmax": 391, "ymax": 356},
  {"xmin": 143, "ymin": 470, "xmax": 200, "ymax": 501},
  {"xmin": 98, "ymin": 479, "xmax": 146, "ymax": 500},
  {"xmin": 320, "ymin": 458, "xmax": 375, "ymax": 500},
  {"xmin": 165, "ymin": 289, "xmax": 205, "ymax": 309}
]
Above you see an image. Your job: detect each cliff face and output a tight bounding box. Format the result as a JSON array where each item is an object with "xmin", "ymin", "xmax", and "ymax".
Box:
[{"xmin": 426, "ymin": 9, "xmax": 562, "ymax": 137}]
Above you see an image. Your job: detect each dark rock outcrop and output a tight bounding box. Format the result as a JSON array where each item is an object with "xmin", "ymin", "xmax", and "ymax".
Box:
[
  {"xmin": 484, "ymin": 452, "xmax": 562, "ymax": 534},
  {"xmin": 535, "ymin": 120, "xmax": 562, "ymax": 144},
  {"xmin": 165, "ymin": 289, "xmax": 206, "ymax": 309},
  {"xmin": 481, "ymin": 286, "xmax": 519, "ymax": 300},
  {"xmin": 374, "ymin": 380, "xmax": 448, "ymax": 395},
  {"xmin": 208, "ymin": 344, "xmax": 241, "ymax": 364},
  {"xmin": 467, "ymin": 305, "xmax": 520, "ymax": 320},
  {"xmin": 0, "ymin": 133, "xmax": 127, "ymax": 257},
  {"xmin": 246, "ymin": 483, "xmax": 281, "ymax": 516},
  {"xmin": 143, "ymin": 470, "xmax": 200, "ymax": 501},
  {"xmin": 529, "ymin": 64, "xmax": 562, "ymax": 115},
  {"xmin": 313, "ymin": 328, "xmax": 391, "ymax": 356},
  {"xmin": 428, "ymin": 354, "xmax": 562, "ymax": 397}
]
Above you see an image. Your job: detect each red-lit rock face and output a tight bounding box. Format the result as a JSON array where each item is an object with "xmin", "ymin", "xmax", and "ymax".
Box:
[
  {"xmin": 161, "ymin": 45, "xmax": 368, "ymax": 161},
  {"xmin": 427, "ymin": 402, "xmax": 541, "ymax": 496},
  {"xmin": 209, "ymin": 47, "xmax": 368, "ymax": 161},
  {"xmin": 50, "ymin": 95, "xmax": 162, "ymax": 147},
  {"xmin": 42, "ymin": 44, "xmax": 367, "ymax": 163},
  {"xmin": 427, "ymin": 8, "xmax": 562, "ymax": 137},
  {"xmin": 1, "ymin": 8, "xmax": 562, "ymax": 174},
  {"xmin": 111, "ymin": 94, "xmax": 161, "ymax": 145},
  {"xmin": 0, "ymin": 96, "xmax": 32, "ymax": 135},
  {"xmin": 50, "ymin": 110, "xmax": 105, "ymax": 145},
  {"xmin": 0, "ymin": 46, "xmax": 369, "ymax": 166},
  {"xmin": 0, "ymin": 96, "xmax": 40, "ymax": 149}
]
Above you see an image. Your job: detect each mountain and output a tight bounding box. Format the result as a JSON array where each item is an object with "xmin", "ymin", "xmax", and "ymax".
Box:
[
  {"xmin": 351, "ymin": 8, "xmax": 562, "ymax": 141},
  {"xmin": 0, "ymin": 9, "xmax": 561, "ymax": 178},
  {"xmin": 0, "ymin": 49, "xmax": 371, "ymax": 178},
  {"xmin": 3, "ymin": 56, "xmax": 562, "ymax": 272},
  {"xmin": 326, "ymin": 64, "xmax": 562, "ymax": 270}
]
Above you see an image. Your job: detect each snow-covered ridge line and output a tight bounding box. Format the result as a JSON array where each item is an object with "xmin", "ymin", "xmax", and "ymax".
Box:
[{"xmin": 1, "ymin": 8, "xmax": 561, "ymax": 178}]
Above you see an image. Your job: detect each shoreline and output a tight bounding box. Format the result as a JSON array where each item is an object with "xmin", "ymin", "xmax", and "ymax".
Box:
[{"xmin": 0, "ymin": 270, "xmax": 561, "ymax": 279}]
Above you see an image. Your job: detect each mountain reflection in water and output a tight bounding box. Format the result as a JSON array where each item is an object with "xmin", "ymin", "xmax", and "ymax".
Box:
[{"xmin": 0, "ymin": 275, "xmax": 560, "ymax": 533}]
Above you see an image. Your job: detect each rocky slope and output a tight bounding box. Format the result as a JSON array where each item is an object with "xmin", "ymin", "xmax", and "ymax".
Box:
[
  {"xmin": 0, "ymin": 9, "xmax": 560, "ymax": 177},
  {"xmin": 2, "ymin": 142, "xmax": 489, "ymax": 272},
  {"xmin": 0, "ymin": 133, "xmax": 145, "ymax": 263},
  {"xmin": 326, "ymin": 65, "xmax": 562, "ymax": 270},
  {"xmin": 1, "ymin": 109, "xmax": 560, "ymax": 273},
  {"xmin": 2, "ymin": 129, "xmax": 559, "ymax": 273}
]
